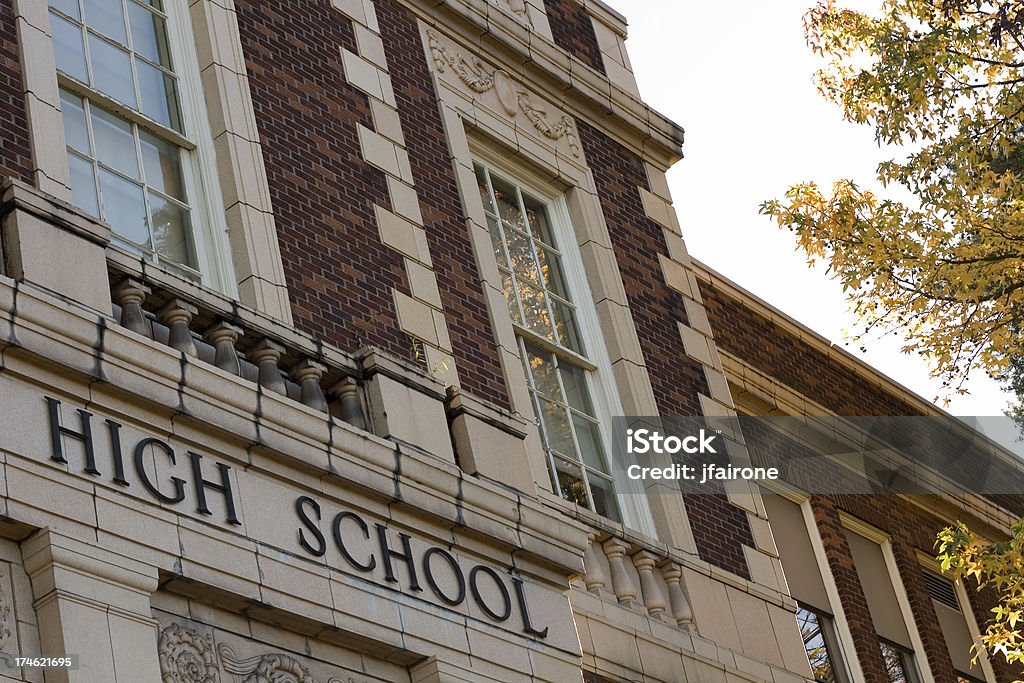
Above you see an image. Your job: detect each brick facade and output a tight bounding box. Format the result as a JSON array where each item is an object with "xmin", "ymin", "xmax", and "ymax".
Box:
[
  {"xmin": 376, "ymin": 0, "xmax": 511, "ymax": 408},
  {"xmin": 543, "ymin": 0, "xmax": 605, "ymax": 74},
  {"xmin": 705, "ymin": 277, "xmax": 1024, "ymax": 681},
  {"xmin": 233, "ymin": 0, "xmax": 412, "ymax": 360},
  {"xmin": 0, "ymin": 0, "xmax": 32, "ymax": 184},
  {"xmin": 576, "ymin": 120, "xmax": 755, "ymax": 579}
]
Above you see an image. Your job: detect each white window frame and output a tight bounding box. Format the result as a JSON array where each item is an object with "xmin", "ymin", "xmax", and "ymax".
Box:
[
  {"xmin": 916, "ymin": 552, "xmax": 997, "ymax": 683},
  {"xmin": 472, "ymin": 147, "xmax": 656, "ymax": 536},
  {"xmin": 841, "ymin": 513, "xmax": 936, "ymax": 683},
  {"xmin": 49, "ymin": 0, "xmax": 237, "ymax": 296},
  {"xmin": 763, "ymin": 487, "xmax": 864, "ymax": 682}
]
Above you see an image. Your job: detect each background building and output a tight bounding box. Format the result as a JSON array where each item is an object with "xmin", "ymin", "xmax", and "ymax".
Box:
[{"xmin": 0, "ymin": 0, "xmax": 1015, "ymax": 681}]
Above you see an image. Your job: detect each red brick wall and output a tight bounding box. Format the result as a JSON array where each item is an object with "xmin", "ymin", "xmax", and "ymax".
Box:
[
  {"xmin": 376, "ymin": 0, "xmax": 511, "ymax": 409},
  {"xmin": 576, "ymin": 120, "xmax": 754, "ymax": 579},
  {"xmin": 233, "ymin": 0, "xmax": 412, "ymax": 360},
  {"xmin": 0, "ymin": 0, "xmax": 32, "ymax": 184},
  {"xmin": 700, "ymin": 281, "xmax": 919, "ymax": 417},
  {"xmin": 705, "ymin": 280, "xmax": 1024, "ymax": 679},
  {"xmin": 543, "ymin": 0, "xmax": 605, "ymax": 74},
  {"xmin": 813, "ymin": 495, "xmax": 1023, "ymax": 682}
]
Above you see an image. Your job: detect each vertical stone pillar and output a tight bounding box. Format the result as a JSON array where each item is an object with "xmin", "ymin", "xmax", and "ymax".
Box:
[{"xmin": 22, "ymin": 531, "xmax": 161, "ymax": 683}]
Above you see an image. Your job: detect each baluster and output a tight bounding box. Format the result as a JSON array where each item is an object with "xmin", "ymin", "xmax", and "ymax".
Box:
[
  {"xmin": 204, "ymin": 322, "xmax": 243, "ymax": 375},
  {"xmin": 111, "ymin": 279, "xmax": 152, "ymax": 338},
  {"xmin": 601, "ymin": 538, "xmax": 637, "ymax": 606},
  {"xmin": 158, "ymin": 299, "xmax": 198, "ymax": 357},
  {"xmin": 660, "ymin": 561, "xmax": 694, "ymax": 627},
  {"xmin": 329, "ymin": 377, "xmax": 367, "ymax": 431},
  {"xmin": 632, "ymin": 551, "xmax": 666, "ymax": 618},
  {"xmin": 292, "ymin": 359, "xmax": 328, "ymax": 412},
  {"xmin": 249, "ymin": 339, "xmax": 287, "ymax": 395},
  {"xmin": 583, "ymin": 534, "xmax": 608, "ymax": 595}
]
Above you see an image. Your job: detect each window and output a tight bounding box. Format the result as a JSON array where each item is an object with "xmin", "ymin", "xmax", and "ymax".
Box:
[
  {"xmin": 762, "ymin": 495, "xmax": 852, "ymax": 682},
  {"xmin": 797, "ymin": 605, "xmax": 848, "ymax": 683},
  {"xmin": 844, "ymin": 525, "xmax": 928, "ymax": 682},
  {"xmin": 879, "ymin": 639, "xmax": 921, "ymax": 683},
  {"xmin": 923, "ymin": 568, "xmax": 990, "ymax": 682},
  {"xmin": 474, "ymin": 163, "xmax": 620, "ymax": 520},
  {"xmin": 49, "ymin": 0, "xmax": 228, "ymax": 285}
]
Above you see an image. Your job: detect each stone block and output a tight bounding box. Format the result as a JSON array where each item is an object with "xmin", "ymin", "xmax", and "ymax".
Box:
[
  {"xmin": 2, "ymin": 200, "xmax": 110, "ymax": 313},
  {"xmin": 366, "ymin": 372, "xmax": 454, "ymax": 462}
]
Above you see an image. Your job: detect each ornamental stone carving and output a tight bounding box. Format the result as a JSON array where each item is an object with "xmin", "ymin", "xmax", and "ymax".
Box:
[
  {"xmin": 218, "ymin": 643, "xmax": 353, "ymax": 683},
  {"xmin": 426, "ymin": 31, "xmax": 580, "ymax": 157},
  {"xmin": 158, "ymin": 623, "xmax": 220, "ymax": 683},
  {"xmin": 0, "ymin": 568, "xmax": 13, "ymax": 665}
]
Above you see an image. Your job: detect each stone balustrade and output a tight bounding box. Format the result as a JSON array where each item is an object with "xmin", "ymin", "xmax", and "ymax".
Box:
[
  {"xmin": 106, "ymin": 254, "xmax": 368, "ymax": 431},
  {"xmin": 578, "ymin": 529, "xmax": 695, "ymax": 631}
]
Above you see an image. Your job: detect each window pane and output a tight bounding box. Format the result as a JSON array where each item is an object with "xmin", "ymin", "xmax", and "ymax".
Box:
[
  {"xmin": 553, "ymin": 457, "xmax": 589, "ymax": 508},
  {"xmin": 535, "ymin": 245, "xmax": 569, "ymax": 297},
  {"xmin": 83, "ymin": 0, "xmax": 127, "ymax": 44},
  {"xmin": 140, "ymin": 130, "xmax": 183, "ymax": 199},
  {"xmin": 51, "ymin": 13, "xmax": 89, "ymax": 83},
  {"xmin": 67, "ymin": 153, "xmax": 99, "ymax": 217},
  {"xmin": 798, "ymin": 607, "xmax": 838, "ymax": 683},
  {"xmin": 148, "ymin": 192, "xmax": 192, "ymax": 266},
  {"xmin": 127, "ymin": 2, "xmax": 171, "ymax": 67},
  {"xmin": 551, "ymin": 297, "xmax": 583, "ymax": 352},
  {"xmin": 91, "ymin": 106, "xmax": 139, "ymax": 177},
  {"xmin": 60, "ymin": 90, "xmax": 91, "ymax": 153},
  {"xmin": 88, "ymin": 35, "xmax": 136, "ymax": 107},
  {"xmin": 137, "ymin": 60, "xmax": 181, "ymax": 130},
  {"xmin": 879, "ymin": 641, "xmax": 916, "ymax": 683},
  {"xmin": 98, "ymin": 167, "xmax": 149, "ymax": 246},
  {"xmin": 524, "ymin": 344, "xmax": 559, "ymax": 399},
  {"xmin": 490, "ymin": 174, "xmax": 525, "ymax": 230},
  {"xmin": 559, "ymin": 362, "xmax": 593, "ymax": 414},
  {"xmin": 500, "ymin": 270, "xmax": 521, "ymax": 324},
  {"xmin": 50, "ymin": 0, "xmax": 82, "ymax": 20},
  {"xmin": 517, "ymin": 279, "xmax": 553, "ymax": 339},
  {"xmin": 586, "ymin": 474, "xmax": 618, "ymax": 521},
  {"xmin": 523, "ymin": 194, "xmax": 556, "ymax": 247},
  {"xmin": 475, "ymin": 165, "xmax": 496, "ymax": 215},
  {"xmin": 487, "ymin": 216, "xmax": 505, "ymax": 262},
  {"xmin": 536, "ymin": 397, "xmax": 574, "ymax": 458},
  {"xmin": 573, "ymin": 414, "xmax": 606, "ymax": 471},
  {"xmin": 503, "ymin": 227, "xmax": 539, "ymax": 284}
]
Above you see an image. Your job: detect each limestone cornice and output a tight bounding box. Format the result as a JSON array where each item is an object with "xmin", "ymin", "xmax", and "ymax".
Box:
[{"xmin": 408, "ymin": 0, "xmax": 686, "ymax": 168}]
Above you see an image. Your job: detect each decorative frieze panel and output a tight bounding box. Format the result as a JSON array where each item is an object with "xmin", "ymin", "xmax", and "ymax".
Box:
[
  {"xmin": 425, "ymin": 29, "xmax": 581, "ymax": 160},
  {"xmin": 158, "ymin": 623, "xmax": 220, "ymax": 683},
  {"xmin": 155, "ymin": 621, "xmax": 378, "ymax": 683}
]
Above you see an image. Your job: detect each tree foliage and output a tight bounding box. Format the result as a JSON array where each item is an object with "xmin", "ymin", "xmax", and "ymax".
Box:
[
  {"xmin": 761, "ymin": 0, "xmax": 1024, "ymax": 399},
  {"xmin": 937, "ymin": 519, "xmax": 1024, "ymax": 675}
]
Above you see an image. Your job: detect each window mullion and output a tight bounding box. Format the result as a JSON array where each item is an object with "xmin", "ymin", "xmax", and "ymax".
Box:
[{"xmin": 80, "ymin": 98, "xmax": 103, "ymax": 220}]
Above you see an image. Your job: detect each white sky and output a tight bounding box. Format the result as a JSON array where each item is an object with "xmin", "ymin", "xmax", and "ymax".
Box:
[{"xmin": 607, "ymin": 0, "xmax": 1010, "ymax": 416}]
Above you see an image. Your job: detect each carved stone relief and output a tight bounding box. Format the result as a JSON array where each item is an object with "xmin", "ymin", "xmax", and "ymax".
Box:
[
  {"xmin": 426, "ymin": 30, "xmax": 581, "ymax": 158},
  {"xmin": 0, "ymin": 567, "xmax": 13, "ymax": 668},
  {"xmin": 158, "ymin": 623, "xmax": 220, "ymax": 683},
  {"xmin": 489, "ymin": 0, "xmax": 532, "ymax": 26},
  {"xmin": 156, "ymin": 622, "xmax": 371, "ymax": 683}
]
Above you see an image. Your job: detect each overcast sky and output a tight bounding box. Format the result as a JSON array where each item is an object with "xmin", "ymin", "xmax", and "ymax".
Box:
[{"xmin": 606, "ymin": 0, "xmax": 1009, "ymax": 416}]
